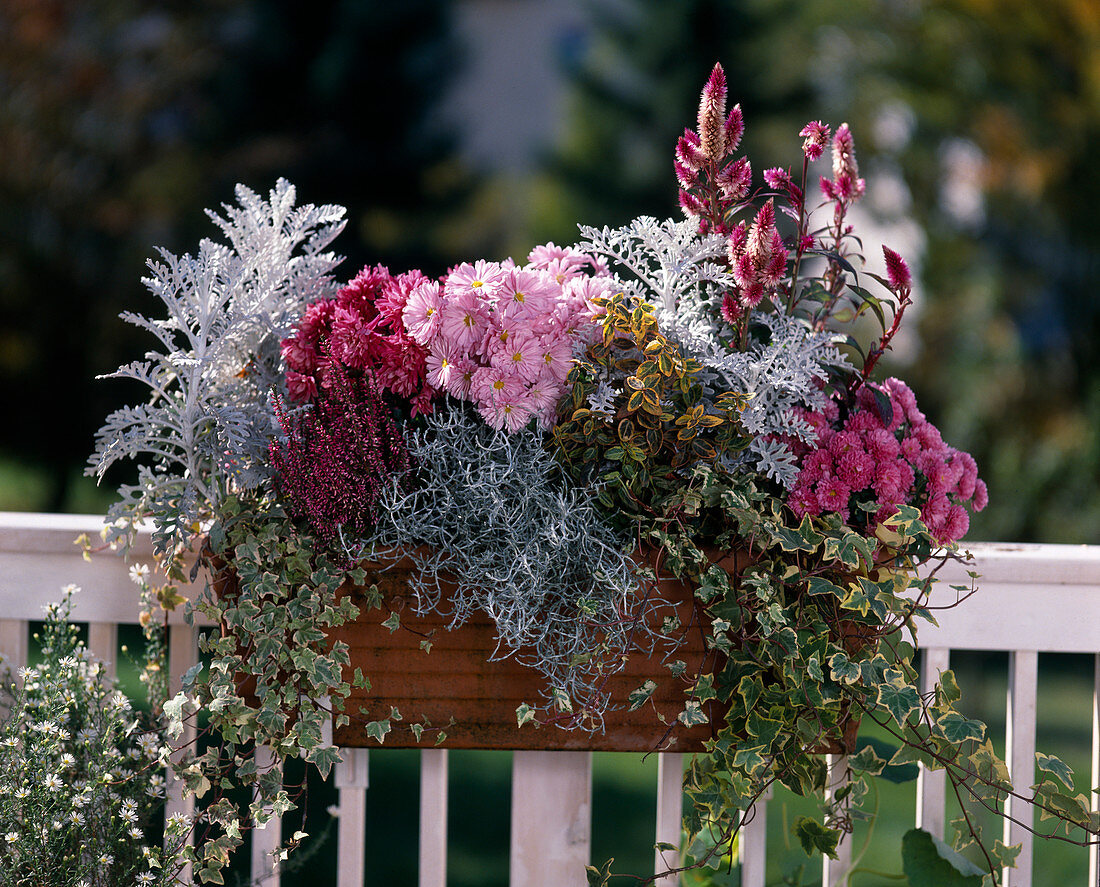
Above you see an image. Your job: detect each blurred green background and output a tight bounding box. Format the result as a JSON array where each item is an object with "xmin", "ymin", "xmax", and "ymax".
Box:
[{"xmin": 4, "ymin": 0, "xmax": 1098, "ymax": 884}]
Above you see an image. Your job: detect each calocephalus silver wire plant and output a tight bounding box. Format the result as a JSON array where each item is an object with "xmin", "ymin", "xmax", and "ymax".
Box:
[{"xmin": 88, "ymin": 64, "xmax": 1099, "ymax": 885}]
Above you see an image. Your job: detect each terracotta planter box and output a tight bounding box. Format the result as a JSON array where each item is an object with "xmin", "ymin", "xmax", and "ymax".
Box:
[{"xmin": 328, "ymin": 551, "xmax": 750, "ymax": 753}]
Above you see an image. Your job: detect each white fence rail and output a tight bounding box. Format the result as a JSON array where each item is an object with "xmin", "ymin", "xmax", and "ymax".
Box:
[{"xmin": 0, "ymin": 512, "xmax": 1097, "ymax": 886}]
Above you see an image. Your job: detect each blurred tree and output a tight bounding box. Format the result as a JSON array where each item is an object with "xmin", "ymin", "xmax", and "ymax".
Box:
[
  {"xmin": 534, "ymin": 0, "xmax": 823, "ymax": 242},
  {"xmin": 0, "ymin": 0, "xmax": 471, "ymax": 511},
  {"xmin": 545, "ymin": 0, "xmax": 1100, "ymax": 543},
  {"xmin": 831, "ymin": 0, "xmax": 1100, "ymax": 543}
]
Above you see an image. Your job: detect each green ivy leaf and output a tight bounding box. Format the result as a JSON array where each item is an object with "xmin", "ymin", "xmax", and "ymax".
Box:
[
  {"xmin": 365, "ymin": 719, "xmax": 392, "ymax": 744},
  {"xmin": 936, "ymin": 711, "xmax": 986, "ymax": 744},
  {"xmin": 828, "ymin": 652, "xmax": 861, "ymax": 685},
  {"xmin": 847, "ymin": 743, "xmax": 887, "ymax": 777},
  {"xmin": 381, "ymin": 611, "xmax": 401, "ymax": 633},
  {"xmin": 678, "ymin": 701, "xmax": 709, "ymax": 726},
  {"xmin": 1035, "ymin": 752, "xmax": 1075, "ymax": 790},
  {"xmin": 516, "ymin": 703, "xmax": 537, "ymax": 727},
  {"xmin": 876, "ymin": 682, "xmax": 921, "ymax": 728},
  {"xmin": 791, "ymin": 816, "xmax": 840, "ymax": 859},
  {"xmin": 901, "ymin": 828, "xmax": 984, "ymax": 887}
]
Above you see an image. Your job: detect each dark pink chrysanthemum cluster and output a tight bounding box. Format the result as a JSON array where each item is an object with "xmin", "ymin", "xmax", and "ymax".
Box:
[
  {"xmin": 788, "ymin": 378, "xmax": 987, "ymax": 544},
  {"xmin": 270, "ymin": 363, "xmax": 412, "ymax": 543},
  {"xmin": 404, "ymin": 244, "xmax": 608, "ymax": 432},
  {"xmin": 282, "ymin": 265, "xmax": 437, "ymax": 416}
]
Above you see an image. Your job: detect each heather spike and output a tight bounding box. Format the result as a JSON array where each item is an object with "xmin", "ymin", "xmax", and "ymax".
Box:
[{"xmin": 697, "ymin": 63, "xmax": 728, "ymax": 163}]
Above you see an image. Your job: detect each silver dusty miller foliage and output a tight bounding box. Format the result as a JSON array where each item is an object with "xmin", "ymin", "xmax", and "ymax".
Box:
[
  {"xmin": 577, "ymin": 215, "xmax": 847, "ymax": 486},
  {"xmin": 368, "ymin": 406, "xmax": 676, "ymax": 730},
  {"xmin": 88, "ymin": 180, "xmax": 346, "ymax": 558}
]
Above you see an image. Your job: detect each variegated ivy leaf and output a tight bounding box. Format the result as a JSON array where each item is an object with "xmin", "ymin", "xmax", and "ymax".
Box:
[
  {"xmin": 1034, "ymin": 751, "xmax": 1075, "ymax": 790},
  {"xmin": 516, "ymin": 703, "xmax": 537, "ymax": 727},
  {"xmin": 936, "ymin": 711, "xmax": 986, "ymax": 744},
  {"xmin": 364, "ymin": 718, "xmax": 391, "ymax": 744},
  {"xmin": 678, "ymin": 701, "xmax": 709, "ymax": 726},
  {"xmin": 628, "ymin": 680, "xmax": 657, "ymax": 712},
  {"xmin": 876, "ymin": 681, "xmax": 921, "ymax": 728}
]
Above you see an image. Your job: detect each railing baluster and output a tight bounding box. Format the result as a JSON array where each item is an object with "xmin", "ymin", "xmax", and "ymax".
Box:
[
  {"xmin": 740, "ymin": 785, "xmax": 771, "ymax": 887},
  {"xmin": 335, "ymin": 748, "xmax": 370, "ymax": 887},
  {"xmin": 250, "ymin": 744, "xmax": 283, "ymax": 885},
  {"xmin": 917, "ymin": 646, "xmax": 951, "ymax": 838},
  {"xmin": 1004, "ymin": 650, "xmax": 1037, "ymax": 887},
  {"xmin": 165, "ymin": 622, "xmax": 199, "ymax": 884},
  {"xmin": 87, "ymin": 621, "xmax": 118, "ymax": 680},
  {"xmin": 419, "ymin": 748, "xmax": 449, "ymax": 887},
  {"xmin": 822, "ymin": 755, "xmax": 852, "ymax": 887},
  {"xmin": 654, "ymin": 752, "xmax": 683, "ymax": 885},
  {"xmin": 510, "ymin": 751, "xmax": 592, "ymax": 887},
  {"xmin": 0, "ymin": 618, "xmax": 28, "ymax": 683},
  {"xmin": 1089, "ymin": 653, "xmax": 1099, "ymax": 887}
]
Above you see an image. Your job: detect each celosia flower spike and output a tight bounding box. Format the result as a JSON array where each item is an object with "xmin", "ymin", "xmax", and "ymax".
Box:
[
  {"xmin": 723, "ymin": 103, "xmax": 744, "ymax": 154},
  {"xmin": 697, "ymin": 63, "xmax": 728, "ymax": 163},
  {"xmin": 830, "ymin": 123, "xmax": 866, "ymax": 201},
  {"xmin": 676, "ymin": 129, "xmax": 704, "ymax": 171},
  {"xmin": 882, "ymin": 246, "xmax": 912, "ymax": 291},
  {"xmin": 799, "ymin": 121, "xmax": 830, "ymax": 161}
]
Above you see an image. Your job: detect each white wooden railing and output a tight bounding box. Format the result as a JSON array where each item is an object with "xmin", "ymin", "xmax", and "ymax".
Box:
[{"xmin": 0, "ymin": 512, "xmax": 1097, "ymax": 887}]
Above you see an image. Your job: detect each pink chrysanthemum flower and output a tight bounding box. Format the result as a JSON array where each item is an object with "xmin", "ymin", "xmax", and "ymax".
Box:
[
  {"xmin": 402, "ymin": 280, "xmax": 445, "ymax": 346},
  {"xmin": 447, "ymin": 260, "xmax": 507, "ymax": 302},
  {"xmin": 442, "ymin": 356, "xmax": 478, "ymax": 401},
  {"xmin": 438, "ymin": 288, "xmax": 489, "ymax": 353},
  {"xmin": 470, "ymin": 365, "xmax": 524, "ymax": 407},
  {"xmin": 490, "ymin": 332, "xmax": 543, "ymax": 383},
  {"xmin": 497, "ymin": 267, "xmax": 556, "ymax": 322}
]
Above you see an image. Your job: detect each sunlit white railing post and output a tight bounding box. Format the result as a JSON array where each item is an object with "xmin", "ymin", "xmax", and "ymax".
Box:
[
  {"xmin": 419, "ymin": 748, "xmax": 449, "ymax": 887},
  {"xmin": 822, "ymin": 755, "xmax": 852, "ymax": 887},
  {"xmin": 1004, "ymin": 650, "xmax": 1038, "ymax": 887},
  {"xmin": 916, "ymin": 646, "xmax": 951, "ymax": 839},
  {"xmin": 510, "ymin": 751, "xmax": 592, "ymax": 887},
  {"xmin": 654, "ymin": 753, "xmax": 683, "ymax": 886},
  {"xmin": 335, "ymin": 747, "xmax": 370, "ymax": 887}
]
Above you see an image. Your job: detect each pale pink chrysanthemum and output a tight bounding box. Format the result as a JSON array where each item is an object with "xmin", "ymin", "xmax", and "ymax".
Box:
[
  {"xmin": 497, "ymin": 267, "xmax": 557, "ymax": 322},
  {"xmin": 490, "ymin": 331, "xmax": 544, "ymax": 383},
  {"xmin": 526, "ymin": 377, "xmax": 563, "ymax": 427},
  {"xmin": 480, "ymin": 390, "xmax": 534, "ymax": 434},
  {"xmin": 438, "ymin": 287, "xmax": 489, "ymax": 352},
  {"xmin": 470, "ymin": 365, "xmax": 525, "ymax": 408},
  {"xmin": 425, "ymin": 350, "xmax": 459, "ymax": 391},
  {"xmin": 446, "ymin": 260, "xmax": 507, "ymax": 302},
  {"xmin": 401, "ymin": 280, "xmax": 444, "ymax": 346},
  {"xmin": 536, "ymin": 332, "xmax": 574, "ymax": 383},
  {"xmin": 799, "ymin": 121, "xmax": 830, "ymax": 161},
  {"xmin": 442, "ymin": 356, "xmax": 478, "ymax": 401}
]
